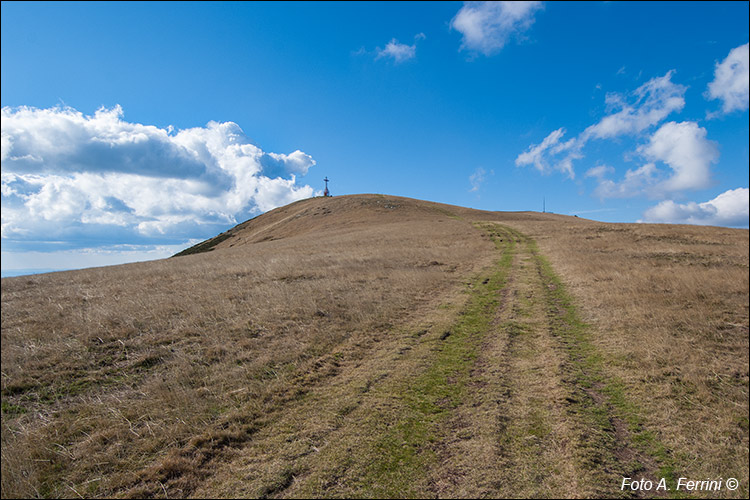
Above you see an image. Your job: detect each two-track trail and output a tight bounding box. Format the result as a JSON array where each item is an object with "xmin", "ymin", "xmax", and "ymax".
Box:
[
  {"xmin": 423, "ymin": 223, "xmax": 663, "ymax": 498},
  {"xmin": 426, "ymin": 222, "xmax": 592, "ymax": 498},
  {"xmin": 154, "ymin": 222, "xmax": 666, "ymax": 498}
]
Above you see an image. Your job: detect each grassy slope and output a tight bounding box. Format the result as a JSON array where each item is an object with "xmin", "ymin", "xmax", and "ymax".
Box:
[{"xmin": 1, "ymin": 194, "xmax": 747, "ymax": 498}]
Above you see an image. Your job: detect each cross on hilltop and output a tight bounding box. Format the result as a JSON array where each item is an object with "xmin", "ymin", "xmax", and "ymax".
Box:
[{"xmin": 323, "ymin": 177, "xmax": 331, "ymax": 197}]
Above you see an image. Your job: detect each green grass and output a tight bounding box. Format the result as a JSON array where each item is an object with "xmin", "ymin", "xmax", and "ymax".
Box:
[
  {"xmin": 172, "ymin": 231, "xmax": 235, "ymax": 257},
  {"xmin": 1, "ymin": 400, "xmax": 27, "ymax": 416}
]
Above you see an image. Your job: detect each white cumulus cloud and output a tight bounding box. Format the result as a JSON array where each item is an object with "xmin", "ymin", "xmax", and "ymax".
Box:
[
  {"xmin": 1, "ymin": 105, "xmax": 317, "ymax": 251},
  {"xmin": 591, "ymin": 121, "xmax": 718, "ymax": 199},
  {"xmin": 706, "ymin": 42, "xmax": 749, "ymax": 115},
  {"xmin": 637, "ymin": 121, "xmax": 718, "ymax": 192},
  {"xmin": 640, "ymin": 188, "xmax": 749, "ymax": 228},
  {"xmin": 451, "ymin": 1, "xmax": 543, "ymax": 57}
]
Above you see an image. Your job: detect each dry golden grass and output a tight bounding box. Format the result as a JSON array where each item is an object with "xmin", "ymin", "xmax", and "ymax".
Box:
[
  {"xmin": 1, "ymin": 195, "xmax": 500, "ymax": 498},
  {"xmin": 503, "ymin": 216, "xmax": 749, "ymax": 495},
  {"xmin": 2, "ymin": 194, "xmax": 748, "ymax": 498}
]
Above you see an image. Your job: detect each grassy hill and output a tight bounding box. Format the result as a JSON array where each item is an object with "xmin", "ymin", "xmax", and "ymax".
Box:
[{"xmin": 2, "ymin": 194, "xmax": 748, "ymax": 498}]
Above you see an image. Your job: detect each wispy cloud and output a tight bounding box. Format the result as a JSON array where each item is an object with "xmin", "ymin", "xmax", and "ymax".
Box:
[
  {"xmin": 592, "ymin": 163, "xmax": 660, "ymax": 199},
  {"xmin": 705, "ymin": 42, "xmax": 749, "ymax": 116},
  {"xmin": 469, "ymin": 167, "xmax": 490, "ymax": 192},
  {"xmin": 451, "ymin": 1, "xmax": 543, "ymax": 57},
  {"xmin": 1, "ymin": 242, "xmax": 199, "ymax": 275},
  {"xmin": 375, "ymin": 33, "xmax": 425, "ymax": 64},
  {"xmin": 580, "ymin": 71, "xmax": 686, "ymax": 141},
  {"xmin": 516, "ymin": 71, "xmax": 687, "ymax": 180},
  {"xmin": 515, "ymin": 128, "xmax": 580, "ymax": 178},
  {"xmin": 584, "ymin": 165, "xmax": 615, "ymax": 180},
  {"xmin": 1, "ymin": 105, "xmax": 316, "ymax": 252},
  {"xmin": 640, "ymin": 188, "xmax": 749, "ymax": 228}
]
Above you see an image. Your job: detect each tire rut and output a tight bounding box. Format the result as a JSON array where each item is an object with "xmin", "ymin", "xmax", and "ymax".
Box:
[{"xmin": 521, "ymin": 225, "xmax": 670, "ymax": 498}]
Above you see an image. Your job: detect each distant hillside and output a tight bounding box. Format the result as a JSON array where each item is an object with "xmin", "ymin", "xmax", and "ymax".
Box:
[
  {"xmin": 173, "ymin": 194, "xmax": 559, "ymax": 257},
  {"xmin": 2, "ymin": 194, "xmax": 747, "ymax": 499}
]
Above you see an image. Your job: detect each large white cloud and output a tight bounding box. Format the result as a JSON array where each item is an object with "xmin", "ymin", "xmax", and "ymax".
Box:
[
  {"xmin": 1, "ymin": 105, "xmax": 316, "ymax": 250},
  {"xmin": 638, "ymin": 121, "xmax": 718, "ymax": 192},
  {"xmin": 591, "ymin": 121, "xmax": 718, "ymax": 198},
  {"xmin": 640, "ymin": 188, "xmax": 749, "ymax": 228},
  {"xmin": 451, "ymin": 1, "xmax": 543, "ymax": 57},
  {"xmin": 706, "ymin": 42, "xmax": 749, "ymax": 115}
]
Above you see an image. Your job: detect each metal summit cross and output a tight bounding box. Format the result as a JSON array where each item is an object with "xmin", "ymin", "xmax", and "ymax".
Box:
[{"xmin": 323, "ymin": 177, "xmax": 331, "ymax": 197}]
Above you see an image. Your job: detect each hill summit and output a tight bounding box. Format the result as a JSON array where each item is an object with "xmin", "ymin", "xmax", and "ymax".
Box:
[{"xmin": 174, "ymin": 193, "xmax": 558, "ymax": 257}]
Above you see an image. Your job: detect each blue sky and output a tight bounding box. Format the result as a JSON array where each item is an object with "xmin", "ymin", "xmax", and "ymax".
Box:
[{"xmin": 2, "ymin": 1, "xmax": 748, "ymax": 276}]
